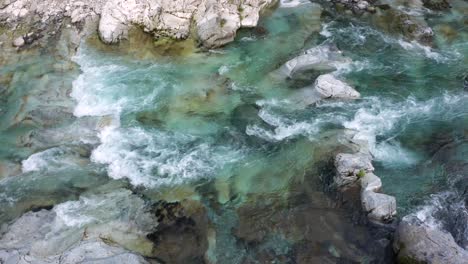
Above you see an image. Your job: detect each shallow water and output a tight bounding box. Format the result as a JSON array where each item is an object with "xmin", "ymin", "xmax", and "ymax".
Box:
[{"xmin": 0, "ymin": 1, "xmax": 467, "ymax": 263}]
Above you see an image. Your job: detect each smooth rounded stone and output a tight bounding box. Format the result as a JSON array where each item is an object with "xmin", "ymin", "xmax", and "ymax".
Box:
[
  {"xmin": 394, "ymin": 220, "xmax": 468, "ymax": 264},
  {"xmin": 12, "ymin": 36, "xmax": 25, "ymax": 47},
  {"xmin": 334, "ymin": 153, "xmax": 374, "ymax": 188},
  {"xmin": 361, "ymin": 191, "xmax": 396, "ymax": 223},
  {"xmin": 356, "ymin": 0, "xmax": 369, "ymax": 9},
  {"xmin": 314, "ymin": 74, "xmax": 360, "ymax": 99}
]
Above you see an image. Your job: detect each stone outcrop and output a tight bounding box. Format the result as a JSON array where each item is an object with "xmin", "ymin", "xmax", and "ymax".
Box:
[
  {"xmin": 394, "ymin": 220, "xmax": 468, "ymax": 264},
  {"xmin": 334, "ymin": 151, "xmax": 397, "ymax": 224},
  {"xmin": 0, "ymin": 0, "xmax": 278, "ymax": 48}
]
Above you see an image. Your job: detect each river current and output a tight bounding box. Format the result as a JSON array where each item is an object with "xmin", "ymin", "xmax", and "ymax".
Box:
[{"xmin": 0, "ymin": 0, "xmax": 467, "ymax": 263}]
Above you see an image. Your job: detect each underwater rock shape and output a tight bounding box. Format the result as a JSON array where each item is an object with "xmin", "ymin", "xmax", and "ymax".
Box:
[
  {"xmin": 146, "ymin": 199, "xmax": 209, "ymax": 263},
  {"xmin": 12, "ymin": 36, "xmax": 25, "ymax": 47},
  {"xmin": 272, "ymin": 44, "xmax": 351, "ymax": 80},
  {"xmin": 394, "ymin": 220, "xmax": 468, "ymax": 264}
]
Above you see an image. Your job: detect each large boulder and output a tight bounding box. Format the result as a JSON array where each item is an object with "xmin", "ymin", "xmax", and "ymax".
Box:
[
  {"xmin": 394, "ymin": 220, "xmax": 468, "ymax": 264},
  {"xmin": 290, "ymin": 74, "xmax": 360, "ymax": 106},
  {"xmin": 314, "ymin": 74, "xmax": 360, "ymax": 99},
  {"xmin": 360, "ymin": 173, "xmax": 396, "ymax": 223},
  {"xmin": 98, "ymin": 0, "xmax": 277, "ymax": 47}
]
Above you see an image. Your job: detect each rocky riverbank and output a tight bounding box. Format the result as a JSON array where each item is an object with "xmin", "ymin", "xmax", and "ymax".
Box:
[{"xmin": 1, "ymin": 0, "xmax": 278, "ymax": 49}]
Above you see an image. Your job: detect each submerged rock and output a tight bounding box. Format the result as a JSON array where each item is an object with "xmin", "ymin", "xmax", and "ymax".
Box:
[
  {"xmin": 146, "ymin": 199, "xmax": 209, "ymax": 263},
  {"xmin": 272, "ymin": 44, "xmax": 351, "ymax": 80},
  {"xmin": 361, "ymin": 190, "xmax": 397, "ymax": 223},
  {"xmin": 394, "ymin": 220, "xmax": 468, "ymax": 264}
]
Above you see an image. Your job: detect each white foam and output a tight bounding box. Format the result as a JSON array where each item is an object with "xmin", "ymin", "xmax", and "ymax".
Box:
[
  {"xmin": 71, "ymin": 47, "xmax": 163, "ymax": 118},
  {"xmin": 320, "ymin": 22, "xmax": 333, "ymax": 38},
  {"xmin": 218, "ymin": 65, "xmax": 230, "ymax": 75},
  {"xmin": 279, "ymin": 0, "xmax": 310, "ymax": 8},
  {"xmin": 397, "ymin": 40, "xmax": 455, "ymax": 63},
  {"xmin": 345, "ymin": 94, "xmax": 466, "ymax": 166},
  {"xmin": 22, "ymin": 147, "xmax": 81, "ymax": 173},
  {"xmin": 246, "ymin": 110, "xmax": 320, "ymax": 142},
  {"xmin": 91, "ymin": 126, "xmax": 242, "ymax": 187}
]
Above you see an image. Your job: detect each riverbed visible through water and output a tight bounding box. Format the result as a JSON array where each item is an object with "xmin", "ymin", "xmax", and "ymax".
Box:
[{"xmin": 0, "ymin": 1, "xmax": 467, "ymax": 263}]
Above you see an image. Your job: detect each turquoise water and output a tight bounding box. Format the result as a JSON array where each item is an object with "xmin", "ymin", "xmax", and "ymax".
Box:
[{"xmin": 0, "ymin": 1, "xmax": 467, "ymax": 262}]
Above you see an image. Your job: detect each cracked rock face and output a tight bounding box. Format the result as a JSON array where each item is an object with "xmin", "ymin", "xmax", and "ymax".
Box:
[
  {"xmin": 334, "ymin": 153, "xmax": 374, "ymax": 188},
  {"xmin": 1, "ymin": 0, "xmax": 278, "ymax": 48}
]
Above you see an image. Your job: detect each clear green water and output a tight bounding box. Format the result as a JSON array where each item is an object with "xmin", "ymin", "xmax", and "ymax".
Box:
[{"xmin": 0, "ymin": 1, "xmax": 467, "ymax": 262}]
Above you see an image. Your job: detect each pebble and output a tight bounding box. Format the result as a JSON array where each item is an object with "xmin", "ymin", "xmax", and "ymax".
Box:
[
  {"xmin": 12, "ymin": 36, "xmax": 25, "ymax": 47},
  {"xmin": 357, "ymin": 0, "xmax": 369, "ymax": 9}
]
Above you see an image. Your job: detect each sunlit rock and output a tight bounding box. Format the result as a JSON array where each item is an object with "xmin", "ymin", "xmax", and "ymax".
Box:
[
  {"xmin": 394, "ymin": 220, "xmax": 468, "ymax": 264},
  {"xmin": 334, "ymin": 153, "xmax": 374, "ymax": 188}
]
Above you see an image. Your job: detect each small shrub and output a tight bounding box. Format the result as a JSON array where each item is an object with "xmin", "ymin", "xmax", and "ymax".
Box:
[{"xmin": 357, "ymin": 169, "xmax": 366, "ymax": 178}]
